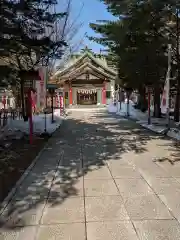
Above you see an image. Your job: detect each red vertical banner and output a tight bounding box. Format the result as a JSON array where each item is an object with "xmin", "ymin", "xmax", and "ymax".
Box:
[
  {"xmin": 102, "ymin": 82, "xmax": 106, "ymax": 105},
  {"xmin": 60, "ymin": 95, "xmax": 64, "ymax": 109},
  {"xmin": 69, "ymin": 87, "xmax": 72, "ymax": 105},
  {"xmin": 56, "ymin": 95, "xmax": 58, "ymax": 108}
]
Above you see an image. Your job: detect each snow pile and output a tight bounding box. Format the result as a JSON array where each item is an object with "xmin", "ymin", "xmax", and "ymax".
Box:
[
  {"xmin": 107, "ymin": 100, "xmax": 136, "ymax": 115},
  {"xmin": 7, "ymin": 110, "xmax": 63, "ymax": 134},
  {"xmin": 107, "ymin": 102, "xmax": 117, "ymax": 113},
  {"xmin": 108, "ymin": 99, "xmax": 144, "ymax": 120},
  {"xmin": 107, "ymin": 100, "xmax": 180, "ymax": 141},
  {"xmin": 116, "ymin": 100, "xmax": 137, "ymax": 117},
  {"xmin": 107, "ymin": 100, "xmax": 168, "ymax": 134},
  {"xmin": 167, "ymin": 128, "xmax": 180, "ymax": 140}
]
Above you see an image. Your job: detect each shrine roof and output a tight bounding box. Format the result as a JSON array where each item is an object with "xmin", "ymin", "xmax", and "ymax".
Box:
[
  {"xmin": 53, "ymin": 49, "xmax": 117, "ymax": 81},
  {"xmin": 59, "ymin": 61, "xmax": 116, "ymax": 82}
]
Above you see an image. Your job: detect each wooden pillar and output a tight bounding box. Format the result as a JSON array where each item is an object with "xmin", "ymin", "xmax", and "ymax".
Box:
[
  {"xmin": 102, "ymin": 81, "xmax": 106, "ymax": 105},
  {"xmin": 69, "ymin": 82, "xmax": 73, "ymax": 105}
]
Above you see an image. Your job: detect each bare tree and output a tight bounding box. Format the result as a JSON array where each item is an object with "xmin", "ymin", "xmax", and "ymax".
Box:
[{"xmin": 50, "ymin": 0, "xmax": 85, "ymax": 74}]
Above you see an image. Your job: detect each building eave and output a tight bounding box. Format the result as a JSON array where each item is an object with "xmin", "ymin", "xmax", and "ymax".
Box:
[
  {"xmin": 55, "ymin": 61, "xmax": 116, "ymax": 84},
  {"xmin": 54, "ymin": 51, "xmax": 117, "ymax": 80}
]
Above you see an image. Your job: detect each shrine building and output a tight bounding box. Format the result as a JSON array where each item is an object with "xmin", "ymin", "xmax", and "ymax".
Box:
[{"xmin": 51, "ymin": 47, "xmax": 117, "ymax": 106}]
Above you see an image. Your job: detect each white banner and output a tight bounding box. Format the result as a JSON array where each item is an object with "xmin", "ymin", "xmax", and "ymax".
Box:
[
  {"xmin": 35, "ymin": 67, "xmax": 47, "ymax": 108},
  {"xmin": 160, "ymin": 66, "xmax": 170, "ymax": 114}
]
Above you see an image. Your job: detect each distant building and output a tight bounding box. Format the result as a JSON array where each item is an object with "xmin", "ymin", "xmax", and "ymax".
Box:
[{"xmin": 51, "ymin": 47, "xmax": 117, "ymax": 106}]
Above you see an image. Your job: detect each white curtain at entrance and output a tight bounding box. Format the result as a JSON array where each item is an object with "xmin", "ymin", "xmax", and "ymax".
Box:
[{"xmin": 77, "ymin": 89, "xmax": 97, "ymax": 94}]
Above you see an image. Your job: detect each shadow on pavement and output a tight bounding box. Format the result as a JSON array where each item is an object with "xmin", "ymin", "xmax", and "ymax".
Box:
[
  {"xmin": 154, "ymin": 140, "xmax": 180, "ymax": 165},
  {"xmin": 0, "ymin": 111, "xmax": 171, "ymax": 230}
]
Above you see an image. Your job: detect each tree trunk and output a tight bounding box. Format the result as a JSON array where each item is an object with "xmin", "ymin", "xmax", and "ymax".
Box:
[
  {"xmin": 174, "ymin": 74, "xmax": 180, "ymax": 122},
  {"xmin": 153, "ymin": 85, "xmax": 161, "ymax": 118},
  {"xmin": 174, "ymin": 9, "xmax": 180, "ymax": 122},
  {"xmin": 137, "ymin": 85, "xmax": 147, "ymax": 112},
  {"xmin": 20, "ymin": 79, "xmax": 26, "ymax": 121}
]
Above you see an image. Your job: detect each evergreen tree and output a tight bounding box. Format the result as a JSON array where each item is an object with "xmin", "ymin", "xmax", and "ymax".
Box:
[
  {"xmin": 0, "ymin": 0, "xmax": 67, "ymax": 118},
  {"xmin": 89, "ymin": 0, "xmax": 177, "ymax": 116}
]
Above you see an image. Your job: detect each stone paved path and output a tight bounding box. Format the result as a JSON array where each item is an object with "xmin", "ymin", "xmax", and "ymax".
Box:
[{"xmin": 1, "ymin": 110, "xmax": 180, "ymax": 239}]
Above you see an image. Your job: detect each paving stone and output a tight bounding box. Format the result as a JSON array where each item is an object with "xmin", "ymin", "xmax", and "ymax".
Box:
[
  {"xmin": 2, "ymin": 111, "xmax": 180, "ymax": 239},
  {"xmin": 61, "ymin": 155, "xmax": 81, "ymax": 166},
  {"xmin": 175, "ymin": 178, "xmax": 180, "ymax": 184},
  {"xmin": 49, "ymin": 178, "xmax": 83, "ymax": 198},
  {"xmin": 115, "ymin": 178, "xmax": 154, "ymax": 198},
  {"xmin": 84, "ymin": 165, "xmax": 112, "ymax": 179},
  {"xmin": 39, "ymin": 151, "xmax": 62, "ymax": 161},
  {"xmin": 133, "ymin": 220, "xmax": 180, "ymax": 240},
  {"xmin": 165, "ymin": 167, "xmax": 180, "ymax": 177},
  {"xmin": 54, "ymin": 165, "xmax": 82, "ymax": 182},
  {"xmin": 84, "ymin": 179, "xmax": 119, "ymax": 196},
  {"xmin": 0, "ymin": 200, "xmax": 46, "ymax": 227},
  {"xmin": 12, "ymin": 180, "xmax": 51, "ymax": 201},
  {"xmin": 41, "ymin": 197, "xmax": 84, "ymax": 224},
  {"xmin": 159, "ymin": 193, "xmax": 180, "ymax": 221},
  {"xmin": 25, "ymin": 168, "xmax": 56, "ymax": 182},
  {"xmin": 36, "ymin": 223, "xmax": 86, "ymax": 240},
  {"xmin": 87, "ymin": 221, "xmax": 138, "ymax": 240},
  {"xmin": 138, "ymin": 165, "xmax": 172, "ymax": 181},
  {"xmin": 147, "ymin": 177, "xmax": 180, "ymax": 194},
  {"xmin": 85, "ymin": 196, "xmax": 129, "ymax": 221},
  {"xmin": 21, "ymin": 172, "xmax": 54, "ymax": 186},
  {"xmin": 124, "ymin": 194, "xmax": 173, "ymax": 220},
  {"xmin": 105, "ymin": 156, "xmax": 133, "ymax": 167},
  {"xmin": 0, "ymin": 226, "xmax": 37, "ymax": 240},
  {"xmin": 109, "ymin": 166, "xmax": 142, "ymax": 179},
  {"xmin": 33, "ymin": 161, "xmax": 60, "ymax": 170}
]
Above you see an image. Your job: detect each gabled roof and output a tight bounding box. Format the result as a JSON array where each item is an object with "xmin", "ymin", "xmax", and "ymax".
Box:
[
  {"xmin": 54, "ymin": 50, "xmax": 117, "ymax": 80},
  {"xmin": 58, "ymin": 61, "xmax": 116, "ymax": 82}
]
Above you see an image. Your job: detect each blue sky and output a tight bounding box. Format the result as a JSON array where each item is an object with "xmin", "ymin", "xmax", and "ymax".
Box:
[{"xmin": 58, "ymin": 0, "xmax": 115, "ymax": 53}]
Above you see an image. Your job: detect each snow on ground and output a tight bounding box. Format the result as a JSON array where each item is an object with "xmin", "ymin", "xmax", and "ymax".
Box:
[
  {"xmin": 107, "ymin": 100, "xmax": 179, "ymax": 140},
  {"xmin": 6, "ymin": 109, "xmax": 63, "ymax": 135},
  {"xmin": 167, "ymin": 128, "xmax": 180, "ymax": 141},
  {"xmin": 107, "ymin": 103, "xmax": 117, "ymax": 113},
  {"xmin": 108, "ymin": 100, "xmax": 144, "ymax": 119}
]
